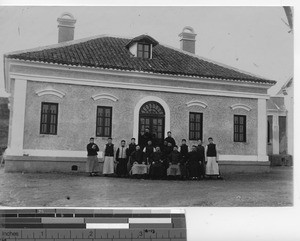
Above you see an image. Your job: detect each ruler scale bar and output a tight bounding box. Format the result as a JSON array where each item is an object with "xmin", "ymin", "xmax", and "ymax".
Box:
[{"xmin": 0, "ymin": 209, "xmax": 186, "ymax": 241}]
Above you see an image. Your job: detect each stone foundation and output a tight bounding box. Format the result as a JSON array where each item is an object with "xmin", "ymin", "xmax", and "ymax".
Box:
[
  {"xmin": 4, "ymin": 156, "xmax": 270, "ymax": 174},
  {"xmin": 218, "ymin": 161, "xmax": 270, "ymax": 173},
  {"xmin": 4, "ymin": 156, "xmax": 103, "ymax": 173}
]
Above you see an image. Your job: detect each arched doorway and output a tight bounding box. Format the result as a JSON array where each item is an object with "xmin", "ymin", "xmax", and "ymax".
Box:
[{"xmin": 139, "ymin": 101, "xmax": 165, "ymax": 147}]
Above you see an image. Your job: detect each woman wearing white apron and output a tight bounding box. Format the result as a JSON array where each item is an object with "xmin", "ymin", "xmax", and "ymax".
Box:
[
  {"xmin": 103, "ymin": 138, "xmax": 115, "ymax": 176},
  {"xmin": 205, "ymin": 137, "xmax": 223, "ymax": 180}
]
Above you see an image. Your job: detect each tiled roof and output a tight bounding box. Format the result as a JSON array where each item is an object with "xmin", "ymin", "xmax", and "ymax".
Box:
[{"xmin": 6, "ymin": 35, "xmax": 276, "ymax": 85}]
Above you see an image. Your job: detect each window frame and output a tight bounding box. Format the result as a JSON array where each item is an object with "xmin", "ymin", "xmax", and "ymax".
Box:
[
  {"xmin": 137, "ymin": 43, "xmax": 151, "ymax": 59},
  {"xmin": 96, "ymin": 106, "xmax": 113, "ymax": 137},
  {"xmin": 233, "ymin": 114, "xmax": 247, "ymax": 142},
  {"xmin": 189, "ymin": 112, "xmax": 203, "ymax": 141},
  {"xmin": 40, "ymin": 102, "xmax": 59, "ymax": 135}
]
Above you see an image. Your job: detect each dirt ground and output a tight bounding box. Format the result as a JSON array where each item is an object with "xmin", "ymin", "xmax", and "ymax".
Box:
[{"xmin": 0, "ymin": 166, "xmax": 293, "ymax": 207}]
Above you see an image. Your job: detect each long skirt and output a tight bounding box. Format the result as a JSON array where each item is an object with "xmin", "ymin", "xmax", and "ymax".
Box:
[
  {"xmin": 127, "ymin": 157, "xmax": 132, "ymax": 173},
  {"xmin": 167, "ymin": 164, "xmax": 181, "ymax": 176},
  {"xmin": 179, "ymin": 163, "xmax": 187, "ymax": 177},
  {"xmin": 86, "ymin": 156, "xmax": 100, "ymax": 173},
  {"xmin": 187, "ymin": 161, "xmax": 200, "ymax": 178},
  {"xmin": 116, "ymin": 158, "xmax": 128, "ymax": 176},
  {"xmin": 200, "ymin": 161, "xmax": 206, "ymax": 177},
  {"xmin": 149, "ymin": 163, "xmax": 165, "ymax": 179},
  {"xmin": 103, "ymin": 156, "xmax": 114, "ymax": 174},
  {"xmin": 206, "ymin": 157, "xmax": 219, "ymax": 175}
]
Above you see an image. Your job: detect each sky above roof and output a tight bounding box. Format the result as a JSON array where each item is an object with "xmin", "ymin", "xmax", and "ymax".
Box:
[{"xmin": 0, "ymin": 5, "xmax": 293, "ymax": 96}]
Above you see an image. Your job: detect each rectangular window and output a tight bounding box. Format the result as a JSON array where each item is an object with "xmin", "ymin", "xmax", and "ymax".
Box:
[
  {"xmin": 40, "ymin": 102, "xmax": 58, "ymax": 135},
  {"xmin": 96, "ymin": 106, "xmax": 112, "ymax": 137},
  {"xmin": 234, "ymin": 115, "xmax": 246, "ymax": 142},
  {"xmin": 189, "ymin": 112, "xmax": 203, "ymax": 140},
  {"xmin": 137, "ymin": 43, "xmax": 150, "ymax": 59}
]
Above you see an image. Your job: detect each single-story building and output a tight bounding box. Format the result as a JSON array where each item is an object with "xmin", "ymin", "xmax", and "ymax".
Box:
[
  {"xmin": 3, "ymin": 13, "xmax": 276, "ymax": 173},
  {"xmin": 267, "ymin": 77, "xmax": 293, "ymax": 166}
]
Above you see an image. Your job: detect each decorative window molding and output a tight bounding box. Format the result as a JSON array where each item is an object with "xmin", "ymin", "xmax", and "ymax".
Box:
[
  {"xmin": 36, "ymin": 88, "xmax": 66, "ymax": 99},
  {"xmin": 92, "ymin": 93, "xmax": 119, "ymax": 102},
  {"xmin": 186, "ymin": 100, "xmax": 208, "ymax": 109},
  {"xmin": 230, "ymin": 104, "xmax": 252, "ymax": 111}
]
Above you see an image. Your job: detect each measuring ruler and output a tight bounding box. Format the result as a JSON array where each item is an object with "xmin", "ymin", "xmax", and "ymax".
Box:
[{"xmin": 0, "ymin": 208, "xmax": 186, "ymax": 241}]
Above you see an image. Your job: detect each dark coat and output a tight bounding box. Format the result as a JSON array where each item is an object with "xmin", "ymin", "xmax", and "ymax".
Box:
[
  {"xmin": 149, "ymin": 151, "xmax": 165, "ymax": 179},
  {"xmin": 168, "ymin": 150, "xmax": 181, "ymax": 164},
  {"xmin": 104, "ymin": 144, "xmax": 114, "ymax": 157},
  {"xmin": 164, "ymin": 136, "xmax": 176, "ymax": 147},
  {"xmin": 180, "ymin": 144, "xmax": 189, "ymax": 164},
  {"xmin": 140, "ymin": 132, "xmax": 153, "ymax": 148},
  {"xmin": 187, "ymin": 151, "xmax": 201, "ymax": 178},
  {"xmin": 143, "ymin": 145, "xmax": 155, "ymax": 164},
  {"xmin": 87, "ymin": 143, "xmax": 99, "ymax": 156},
  {"xmin": 196, "ymin": 144, "xmax": 205, "ymax": 162},
  {"xmin": 130, "ymin": 150, "xmax": 144, "ymax": 164},
  {"xmin": 128, "ymin": 143, "xmax": 137, "ymax": 156},
  {"xmin": 152, "ymin": 151, "xmax": 163, "ymax": 164}
]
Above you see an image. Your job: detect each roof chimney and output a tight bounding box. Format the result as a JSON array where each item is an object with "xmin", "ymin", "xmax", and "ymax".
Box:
[
  {"xmin": 57, "ymin": 12, "xmax": 76, "ymax": 43},
  {"xmin": 179, "ymin": 26, "xmax": 197, "ymax": 54}
]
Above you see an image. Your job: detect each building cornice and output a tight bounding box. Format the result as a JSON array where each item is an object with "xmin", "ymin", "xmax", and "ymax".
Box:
[
  {"xmin": 10, "ymin": 72, "xmax": 270, "ymax": 100},
  {"xmin": 6, "ymin": 59, "xmax": 273, "ymax": 90}
]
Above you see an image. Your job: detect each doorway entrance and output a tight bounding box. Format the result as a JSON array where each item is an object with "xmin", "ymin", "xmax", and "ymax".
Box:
[{"xmin": 138, "ymin": 101, "xmax": 165, "ymax": 147}]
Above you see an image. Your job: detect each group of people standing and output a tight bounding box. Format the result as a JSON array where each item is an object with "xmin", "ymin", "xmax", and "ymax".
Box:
[{"xmin": 86, "ymin": 130, "xmax": 222, "ymax": 180}]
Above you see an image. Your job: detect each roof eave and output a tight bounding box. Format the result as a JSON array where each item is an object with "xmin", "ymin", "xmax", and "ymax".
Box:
[{"xmin": 6, "ymin": 57, "xmax": 276, "ymax": 89}]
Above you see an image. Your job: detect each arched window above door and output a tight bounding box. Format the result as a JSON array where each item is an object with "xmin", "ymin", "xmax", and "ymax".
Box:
[{"xmin": 139, "ymin": 101, "xmax": 165, "ymax": 116}]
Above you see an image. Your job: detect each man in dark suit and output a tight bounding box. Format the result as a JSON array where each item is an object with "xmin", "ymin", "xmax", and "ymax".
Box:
[
  {"xmin": 164, "ymin": 131, "xmax": 176, "ymax": 147},
  {"xmin": 140, "ymin": 128, "xmax": 153, "ymax": 149},
  {"xmin": 196, "ymin": 139, "xmax": 206, "ymax": 179}
]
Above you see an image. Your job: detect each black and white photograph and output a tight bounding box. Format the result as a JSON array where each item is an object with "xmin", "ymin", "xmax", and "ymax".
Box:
[{"xmin": 0, "ymin": 5, "xmax": 294, "ymax": 209}]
